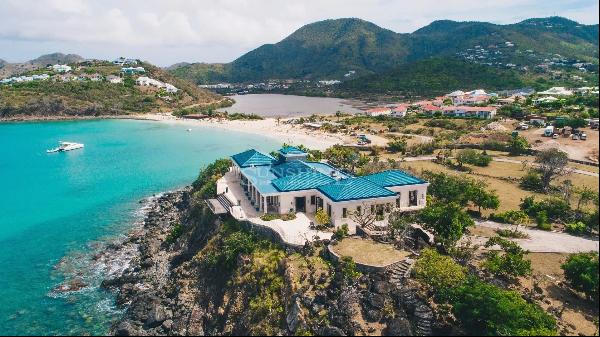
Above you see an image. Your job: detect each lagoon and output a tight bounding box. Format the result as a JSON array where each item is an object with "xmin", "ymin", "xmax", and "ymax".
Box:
[
  {"xmin": 218, "ymin": 94, "xmax": 363, "ymax": 117},
  {"xmin": 0, "ymin": 119, "xmax": 277, "ymax": 335}
]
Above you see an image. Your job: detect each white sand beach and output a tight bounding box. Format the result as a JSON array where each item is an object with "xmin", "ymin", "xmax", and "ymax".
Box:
[{"xmin": 136, "ymin": 113, "xmax": 389, "ymax": 150}]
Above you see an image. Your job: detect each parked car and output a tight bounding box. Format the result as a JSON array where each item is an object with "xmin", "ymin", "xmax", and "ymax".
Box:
[
  {"xmin": 580, "ymin": 132, "xmax": 587, "ymax": 141},
  {"xmin": 571, "ymin": 134, "xmax": 580, "ymax": 140}
]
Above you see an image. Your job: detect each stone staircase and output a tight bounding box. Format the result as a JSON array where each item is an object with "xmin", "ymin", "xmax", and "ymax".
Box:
[
  {"xmin": 386, "ymin": 258, "xmax": 415, "ymax": 288},
  {"xmin": 216, "ymin": 193, "xmax": 233, "ymax": 212},
  {"xmin": 413, "ymin": 304, "xmax": 433, "ymax": 336}
]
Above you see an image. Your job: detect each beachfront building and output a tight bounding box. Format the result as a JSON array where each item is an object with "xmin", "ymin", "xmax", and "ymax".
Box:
[
  {"xmin": 365, "ymin": 107, "xmax": 392, "ymax": 117},
  {"xmin": 211, "ymin": 147, "xmax": 429, "ymax": 234}
]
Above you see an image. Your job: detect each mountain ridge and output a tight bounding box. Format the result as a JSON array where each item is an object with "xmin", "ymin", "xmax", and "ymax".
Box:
[{"xmin": 169, "ymin": 16, "xmax": 599, "ymax": 85}]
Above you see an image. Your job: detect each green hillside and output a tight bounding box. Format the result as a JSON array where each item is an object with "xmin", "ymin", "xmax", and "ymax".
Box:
[
  {"xmin": 0, "ymin": 60, "xmax": 222, "ymax": 119},
  {"xmin": 340, "ymin": 58, "xmax": 525, "ymax": 95},
  {"xmin": 170, "ymin": 17, "xmax": 599, "ymax": 85}
]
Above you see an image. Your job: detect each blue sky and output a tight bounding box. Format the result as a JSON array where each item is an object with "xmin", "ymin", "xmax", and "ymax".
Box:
[{"xmin": 0, "ymin": 0, "xmax": 598, "ymax": 66}]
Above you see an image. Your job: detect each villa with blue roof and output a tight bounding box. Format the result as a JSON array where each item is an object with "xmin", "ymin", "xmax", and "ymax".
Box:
[{"xmin": 213, "ymin": 146, "xmax": 429, "ymax": 235}]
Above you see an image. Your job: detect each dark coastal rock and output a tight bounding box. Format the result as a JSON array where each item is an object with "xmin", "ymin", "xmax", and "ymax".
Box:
[
  {"xmin": 384, "ymin": 317, "xmax": 413, "ymax": 336},
  {"xmin": 52, "ymin": 279, "xmax": 87, "ymax": 293},
  {"xmin": 372, "ymin": 280, "xmax": 393, "ymax": 294},
  {"xmin": 320, "ymin": 326, "xmax": 347, "ymax": 336},
  {"xmin": 366, "ymin": 292, "xmax": 386, "ymax": 309},
  {"xmin": 145, "ymin": 303, "xmax": 170, "ymax": 329},
  {"xmin": 114, "ymin": 321, "xmax": 137, "ymax": 336}
]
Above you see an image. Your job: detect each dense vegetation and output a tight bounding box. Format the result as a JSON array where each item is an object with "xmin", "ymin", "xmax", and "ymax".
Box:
[
  {"xmin": 414, "ymin": 249, "xmax": 556, "ymax": 335},
  {"xmin": 171, "ymin": 16, "xmax": 598, "ymax": 89},
  {"xmin": 341, "ymin": 58, "xmax": 525, "ymax": 96}
]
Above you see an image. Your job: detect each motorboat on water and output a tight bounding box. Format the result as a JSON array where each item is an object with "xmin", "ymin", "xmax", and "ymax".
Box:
[{"xmin": 47, "ymin": 141, "xmax": 84, "ymax": 153}]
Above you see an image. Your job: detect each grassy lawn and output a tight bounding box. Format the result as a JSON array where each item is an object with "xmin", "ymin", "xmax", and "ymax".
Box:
[
  {"xmin": 399, "ymin": 160, "xmax": 549, "ymax": 215},
  {"xmin": 332, "ymin": 237, "xmax": 410, "ymax": 267},
  {"xmin": 398, "ymin": 159, "xmax": 599, "ymax": 216}
]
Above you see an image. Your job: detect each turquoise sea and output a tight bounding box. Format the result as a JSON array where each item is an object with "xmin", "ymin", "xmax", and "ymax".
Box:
[{"xmin": 0, "ymin": 119, "xmax": 276, "ymax": 335}]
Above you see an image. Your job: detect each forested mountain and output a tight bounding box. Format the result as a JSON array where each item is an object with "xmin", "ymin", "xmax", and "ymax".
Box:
[{"xmin": 170, "ymin": 17, "xmax": 599, "ymax": 85}]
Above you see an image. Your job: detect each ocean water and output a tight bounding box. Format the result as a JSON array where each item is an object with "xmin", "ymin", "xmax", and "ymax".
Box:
[{"xmin": 0, "ymin": 119, "xmax": 277, "ymax": 335}]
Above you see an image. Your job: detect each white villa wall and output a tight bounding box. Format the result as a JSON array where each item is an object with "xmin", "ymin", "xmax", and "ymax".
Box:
[{"xmin": 226, "ymin": 163, "xmax": 429, "ymax": 235}]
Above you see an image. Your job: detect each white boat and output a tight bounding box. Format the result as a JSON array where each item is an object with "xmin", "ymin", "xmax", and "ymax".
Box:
[
  {"xmin": 186, "ymin": 128, "xmax": 192, "ymax": 132},
  {"xmin": 47, "ymin": 141, "xmax": 84, "ymax": 153}
]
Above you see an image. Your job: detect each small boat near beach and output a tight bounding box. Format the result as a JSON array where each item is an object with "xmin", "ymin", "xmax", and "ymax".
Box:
[{"xmin": 47, "ymin": 141, "xmax": 85, "ymax": 153}]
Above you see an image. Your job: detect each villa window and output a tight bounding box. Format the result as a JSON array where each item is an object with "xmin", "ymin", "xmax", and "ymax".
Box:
[
  {"xmin": 371, "ymin": 205, "xmax": 375, "ymax": 213},
  {"xmin": 327, "ymin": 204, "xmax": 332, "ymax": 218},
  {"xmin": 310, "ymin": 196, "xmax": 316, "ymax": 205},
  {"xmin": 396, "ymin": 195, "xmax": 401, "ymax": 208},
  {"xmin": 342, "ymin": 208, "xmax": 347, "ymax": 218},
  {"xmin": 409, "ymin": 190, "xmax": 418, "ymax": 207},
  {"xmin": 356, "ymin": 206, "xmax": 361, "ymax": 213}
]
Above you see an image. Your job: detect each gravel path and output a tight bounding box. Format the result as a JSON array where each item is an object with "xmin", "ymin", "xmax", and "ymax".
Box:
[{"xmin": 473, "ymin": 220, "xmax": 599, "ymax": 253}]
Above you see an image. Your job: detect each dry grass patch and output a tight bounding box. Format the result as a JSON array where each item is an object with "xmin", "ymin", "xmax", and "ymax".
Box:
[{"xmin": 332, "ymin": 237, "xmax": 410, "ymax": 267}]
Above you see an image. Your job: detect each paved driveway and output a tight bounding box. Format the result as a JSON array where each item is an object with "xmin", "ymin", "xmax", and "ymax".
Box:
[{"xmin": 470, "ymin": 220, "xmax": 599, "ymax": 253}]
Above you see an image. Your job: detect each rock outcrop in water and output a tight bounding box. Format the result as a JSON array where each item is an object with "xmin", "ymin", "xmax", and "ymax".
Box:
[{"xmin": 100, "ymin": 187, "xmax": 437, "ymax": 336}]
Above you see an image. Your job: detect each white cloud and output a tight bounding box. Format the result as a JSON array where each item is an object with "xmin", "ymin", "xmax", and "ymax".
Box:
[{"xmin": 0, "ymin": 0, "xmax": 597, "ymax": 65}]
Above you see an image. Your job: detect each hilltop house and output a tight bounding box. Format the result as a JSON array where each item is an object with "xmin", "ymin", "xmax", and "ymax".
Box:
[
  {"xmin": 210, "ymin": 147, "xmax": 429, "ymax": 233},
  {"xmin": 121, "ymin": 67, "xmax": 146, "ymax": 75},
  {"xmin": 52, "ymin": 64, "xmax": 72, "ymax": 73}
]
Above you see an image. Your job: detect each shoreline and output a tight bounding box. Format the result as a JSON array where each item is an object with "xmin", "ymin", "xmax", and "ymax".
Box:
[{"xmin": 1, "ymin": 112, "xmax": 388, "ymax": 150}]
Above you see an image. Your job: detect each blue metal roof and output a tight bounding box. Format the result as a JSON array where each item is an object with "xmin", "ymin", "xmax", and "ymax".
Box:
[
  {"xmin": 232, "ymin": 149, "xmax": 275, "ymax": 168},
  {"xmin": 363, "ymin": 170, "xmax": 427, "ymax": 187},
  {"xmin": 279, "ymin": 146, "xmax": 306, "ymax": 155},
  {"xmin": 318, "ymin": 177, "xmax": 397, "ymax": 202},
  {"xmin": 240, "ymin": 166, "xmax": 279, "ymax": 194},
  {"xmin": 304, "ymin": 161, "xmax": 351, "ymax": 179},
  {"xmin": 271, "ymin": 160, "xmax": 313, "ymax": 178},
  {"xmin": 272, "ymin": 171, "xmax": 336, "ymax": 192}
]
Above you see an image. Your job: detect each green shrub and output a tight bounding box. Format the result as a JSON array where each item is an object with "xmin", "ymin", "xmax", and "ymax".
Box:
[
  {"xmin": 338, "ymin": 256, "xmax": 361, "ymax": 281},
  {"xmin": 456, "ymin": 149, "xmax": 492, "ymax": 167},
  {"xmin": 562, "ymin": 252, "xmax": 599, "ymax": 301},
  {"xmin": 495, "ymin": 228, "xmax": 529, "ymax": 239},
  {"xmin": 535, "ymin": 211, "xmax": 551, "ymax": 230},
  {"xmin": 483, "ymin": 237, "xmax": 532, "ymax": 280},
  {"xmin": 565, "ymin": 222, "xmax": 587, "ymax": 235},
  {"xmin": 450, "ymin": 278, "xmax": 557, "ymax": 335},
  {"xmin": 260, "ymin": 213, "xmax": 279, "ymax": 221},
  {"xmin": 315, "ymin": 209, "xmax": 330, "ymax": 227},
  {"xmin": 192, "ymin": 158, "xmax": 232, "ymax": 198},
  {"xmin": 520, "ymin": 170, "xmax": 543, "ymax": 191},
  {"xmin": 165, "ymin": 223, "xmax": 184, "ymax": 244},
  {"xmin": 388, "ymin": 139, "xmax": 407, "ymax": 154},
  {"xmin": 490, "ymin": 210, "xmax": 529, "ymax": 225},
  {"xmin": 332, "ymin": 224, "xmax": 349, "ymax": 241},
  {"xmin": 521, "ymin": 196, "xmax": 572, "ymax": 222},
  {"xmin": 414, "ymin": 248, "xmax": 467, "ymax": 295}
]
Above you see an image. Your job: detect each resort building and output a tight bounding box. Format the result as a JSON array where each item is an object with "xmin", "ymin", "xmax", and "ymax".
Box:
[{"xmin": 211, "ymin": 147, "xmax": 429, "ymax": 234}]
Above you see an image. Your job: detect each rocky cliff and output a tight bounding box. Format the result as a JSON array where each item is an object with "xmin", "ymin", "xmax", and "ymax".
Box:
[{"xmin": 100, "ymin": 189, "xmax": 437, "ymax": 336}]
